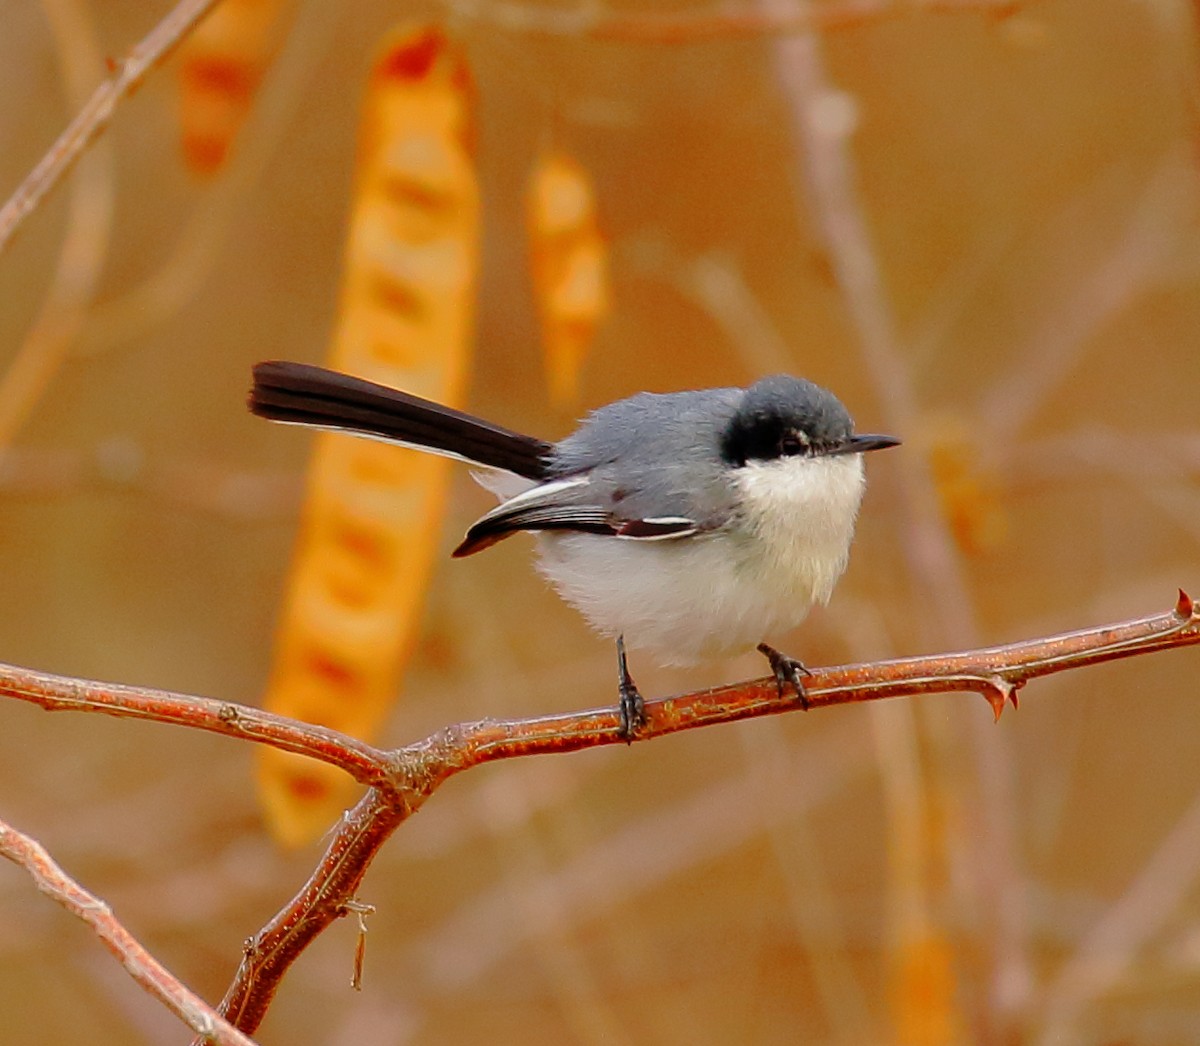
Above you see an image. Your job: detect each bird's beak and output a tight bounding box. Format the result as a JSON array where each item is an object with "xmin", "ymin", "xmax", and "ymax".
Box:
[{"xmin": 830, "ymin": 433, "xmax": 901, "ymax": 455}]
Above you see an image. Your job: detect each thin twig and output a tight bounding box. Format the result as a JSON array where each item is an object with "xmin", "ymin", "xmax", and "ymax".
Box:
[
  {"xmin": 80, "ymin": 0, "xmax": 348, "ymax": 358},
  {"xmin": 0, "ymin": 0, "xmax": 1033, "ymax": 257},
  {"xmin": 1037, "ymin": 788, "xmax": 1200, "ymax": 1042},
  {"xmin": 0, "ymin": 817, "xmax": 257, "ymax": 1046},
  {"xmin": 0, "ymin": 0, "xmax": 221, "ymax": 256},
  {"xmin": 979, "ymin": 151, "xmax": 1193, "ymax": 461},
  {"xmin": 0, "ymin": 0, "xmax": 117, "ymax": 450},
  {"xmin": 0, "ymin": 660, "xmax": 393, "ymax": 786},
  {"xmin": 441, "ymin": 0, "xmax": 1029, "ymax": 43}
]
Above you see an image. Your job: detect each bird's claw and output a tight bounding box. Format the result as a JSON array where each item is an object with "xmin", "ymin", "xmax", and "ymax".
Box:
[
  {"xmin": 617, "ymin": 636, "xmax": 647, "ymax": 742},
  {"xmin": 757, "ymin": 642, "xmax": 812, "ymax": 710}
]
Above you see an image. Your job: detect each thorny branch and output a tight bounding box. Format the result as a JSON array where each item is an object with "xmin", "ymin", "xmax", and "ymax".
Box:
[{"xmin": 1, "ymin": 594, "xmax": 1198, "ymax": 1035}]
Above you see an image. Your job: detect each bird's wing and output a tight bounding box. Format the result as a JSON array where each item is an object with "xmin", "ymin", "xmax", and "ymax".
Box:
[{"xmin": 452, "ymin": 476, "xmax": 699, "ymax": 557}]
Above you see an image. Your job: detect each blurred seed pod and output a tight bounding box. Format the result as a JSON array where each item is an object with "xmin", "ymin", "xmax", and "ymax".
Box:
[
  {"xmin": 923, "ymin": 415, "xmax": 1008, "ymax": 556},
  {"xmin": 527, "ymin": 150, "xmax": 610, "ymax": 409},
  {"xmin": 258, "ymin": 24, "xmax": 479, "ymax": 846},
  {"xmin": 177, "ymin": 0, "xmax": 290, "ymax": 175},
  {"xmin": 891, "ymin": 933, "xmax": 963, "ymax": 1046}
]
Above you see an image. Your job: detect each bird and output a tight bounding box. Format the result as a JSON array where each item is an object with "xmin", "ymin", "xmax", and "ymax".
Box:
[{"xmin": 248, "ymin": 361, "xmax": 899, "ymax": 739}]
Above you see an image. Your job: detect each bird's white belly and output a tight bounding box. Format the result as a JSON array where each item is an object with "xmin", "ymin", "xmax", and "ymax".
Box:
[{"xmin": 535, "ymin": 455, "xmax": 865, "ymax": 663}]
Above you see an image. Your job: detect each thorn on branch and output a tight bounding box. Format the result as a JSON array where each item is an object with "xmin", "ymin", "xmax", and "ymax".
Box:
[
  {"xmin": 1175, "ymin": 588, "xmax": 1194, "ymax": 622},
  {"xmin": 982, "ymin": 675, "xmax": 1021, "ymax": 721}
]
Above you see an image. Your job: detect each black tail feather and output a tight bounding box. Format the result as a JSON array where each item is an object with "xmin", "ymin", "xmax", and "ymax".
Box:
[{"xmin": 249, "ymin": 361, "xmax": 551, "ymax": 480}]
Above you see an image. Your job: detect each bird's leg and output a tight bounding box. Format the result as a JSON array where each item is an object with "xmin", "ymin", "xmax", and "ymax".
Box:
[
  {"xmin": 616, "ymin": 635, "xmax": 647, "ymax": 741},
  {"xmin": 757, "ymin": 642, "xmax": 812, "ymax": 710}
]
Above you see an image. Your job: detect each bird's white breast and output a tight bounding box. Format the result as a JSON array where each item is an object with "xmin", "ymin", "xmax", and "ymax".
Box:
[
  {"xmin": 732, "ymin": 453, "xmax": 866, "ymax": 608},
  {"xmin": 533, "ymin": 454, "xmax": 866, "ymax": 663}
]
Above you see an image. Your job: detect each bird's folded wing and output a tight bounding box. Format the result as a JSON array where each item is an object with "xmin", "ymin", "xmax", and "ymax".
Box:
[{"xmin": 452, "ymin": 477, "xmax": 698, "ymax": 557}]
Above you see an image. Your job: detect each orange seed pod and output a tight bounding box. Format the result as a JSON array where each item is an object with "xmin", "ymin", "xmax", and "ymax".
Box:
[
  {"xmin": 527, "ymin": 150, "xmax": 610, "ymax": 409},
  {"xmin": 177, "ymin": 0, "xmax": 290, "ymax": 175},
  {"xmin": 257, "ymin": 25, "xmax": 478, "ymax": 846},
  {"xmin": 923, "ymin": 416, "xmax": 1008, "ymax": 556}
]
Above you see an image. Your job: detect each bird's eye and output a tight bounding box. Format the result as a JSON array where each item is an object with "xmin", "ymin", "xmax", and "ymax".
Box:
[{"xmin": 778, "ymin": 432, "xmax": 810, "ymax": 457}]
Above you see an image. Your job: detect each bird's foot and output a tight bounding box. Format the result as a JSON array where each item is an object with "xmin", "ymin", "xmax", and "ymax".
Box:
[
  {"xmin": 757, "ymin": 642, "xmax": 812, "ymax": 710},
  {"xmin": 616, "ymin": 636, "xmax": 647, "ymax": 742}
]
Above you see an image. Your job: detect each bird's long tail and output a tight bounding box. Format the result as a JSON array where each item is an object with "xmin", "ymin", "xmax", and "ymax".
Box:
[{"xmin": 249, "ymin": 361, "xmax": 552, "ymax": 480}]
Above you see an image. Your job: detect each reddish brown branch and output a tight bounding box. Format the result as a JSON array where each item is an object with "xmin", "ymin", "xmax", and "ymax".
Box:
[
  {"xmin": 412, "ymin": 590, "xmax": 1200, "ymax": 764},
  {"xmin": 2, "ymin": 594, "xmax": 1195, "ymax": 1036},
  {"xmin": 0, "ymin": 817, "xmax": 256, "ymax": 1046},
  {"xmin": 213, "ymin": 788, "xmax": 409, "ymax": 1032},
  {"xmin": 0, "ymin": 0, "xmax": 222, "ymax": 256},
  {"xmin": 0, "ymin": 661, "xmax": 393, "ymax": 786},
  {"xmin": 193, "ymin": 591, "xmax": 1199, "ymax": 1035}
]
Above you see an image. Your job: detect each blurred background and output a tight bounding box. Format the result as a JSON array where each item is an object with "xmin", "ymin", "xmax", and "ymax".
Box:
[{"xmin": 2, "ymin": 0, "xmax": 1200, "ymax": 1042}]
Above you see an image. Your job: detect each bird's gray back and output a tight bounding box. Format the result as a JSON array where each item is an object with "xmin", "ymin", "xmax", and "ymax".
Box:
[{"xmin": 548, "ymin": 387, "xmax": 745, "ymax": 527}]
